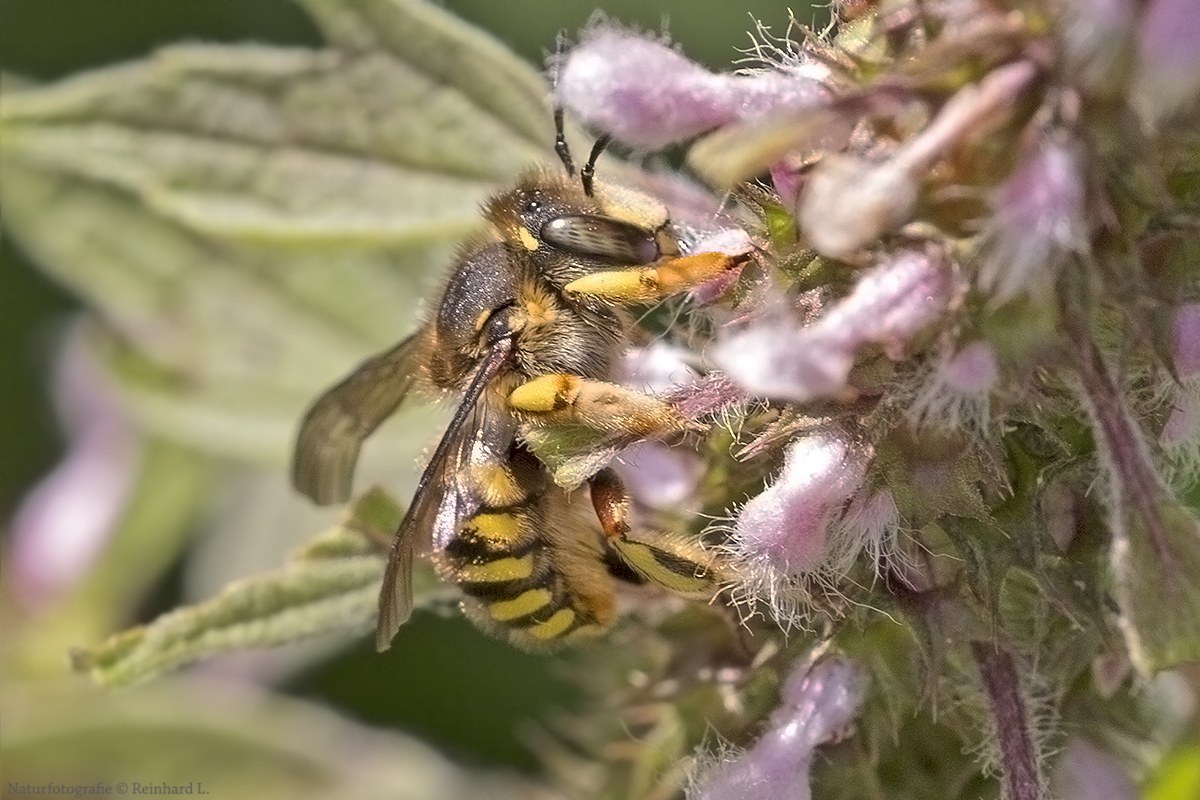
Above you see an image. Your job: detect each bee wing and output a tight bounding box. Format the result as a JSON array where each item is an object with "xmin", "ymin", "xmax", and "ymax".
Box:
[
  {"xmin": 376, "ymin": 335, "xmax": 516, "ymax": 651},
  {"xmin": 292, "ymin": 333, "xmax": 423, "ymax": 505}
]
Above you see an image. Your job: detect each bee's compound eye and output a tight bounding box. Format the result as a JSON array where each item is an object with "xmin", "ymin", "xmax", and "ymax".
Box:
[{"xmin": 541, "ymin": 215, "xmax": 660, "ymax": 265}]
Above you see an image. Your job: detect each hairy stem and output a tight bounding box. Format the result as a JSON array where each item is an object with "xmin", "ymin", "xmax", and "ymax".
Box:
[
  {"xmin": 1063, "ymin": 300, "xmax": 1180, "ymax": 583},
  {"xmin": 972, "ymin": 642, "xmax": 1041, "ymax": 800}
]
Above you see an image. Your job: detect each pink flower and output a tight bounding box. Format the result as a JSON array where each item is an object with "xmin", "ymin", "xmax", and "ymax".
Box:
[
  {"xmin": 1134, "ymin": 0, "xmax": 1200, "ymax": 121},
  {"xmin": 10, "ymin": 332, "xmax": 142, "ymax": 607},
  {"xmin": 555, "ymin": 24, "xmax": 830, "ymax": 149},
  {"xmin": 1052, "ymin": 739, "xmax": 1138, "ymax": 800},
  {"xmin": 979, "ymin": 137, "xmax": 1087, "ymax": 302},
  {"xmin": 1171, "ymin": 303, "xmax": 1200, "ymax": 379},
  {"xmin": 722, "ymin": 434, "xmax": 897, "ymax": 625},
  {"xmin": 713, "ymin": 250, "xmax": 953, "ymax": 402},
  {"xmin": 690, "ymin": 657, "xmax": 866, "ymax": 800},
  {"xmin": 909, "ymin": 340, "xmax": 1000, "ymax": 431}
]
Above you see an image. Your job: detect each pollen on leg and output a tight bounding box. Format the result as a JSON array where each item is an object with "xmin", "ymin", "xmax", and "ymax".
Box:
[{"xmin": 508, "ymin": 374, "xmax": 581, "ymax": 412}]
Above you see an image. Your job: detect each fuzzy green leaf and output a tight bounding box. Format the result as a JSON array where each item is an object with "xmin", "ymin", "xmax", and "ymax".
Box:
[
  {"xmin": 70, "ymin": 489, "xmax": 436, "ymax": 688},
  {"xmin": 1112, "ymin": 495, "xmax": 1200, "ymax": 675},
  {"xmin": 2, "ymin": 679, "xmax": 533, "ymax": 800},
  {"xmin": 0, "ymin": 0, "xmax": 553, "ymax": 463}
]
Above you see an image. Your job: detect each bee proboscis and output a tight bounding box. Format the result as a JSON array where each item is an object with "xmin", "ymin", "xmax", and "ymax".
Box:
[{"xmin": 292, "ymin": 111, "xmax": 746, "ymax": 651}]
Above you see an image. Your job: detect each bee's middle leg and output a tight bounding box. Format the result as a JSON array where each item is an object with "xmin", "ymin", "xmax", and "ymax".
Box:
[{"xmin": 507, "ymin": 374, "xmax": 687, "ymax": 437}]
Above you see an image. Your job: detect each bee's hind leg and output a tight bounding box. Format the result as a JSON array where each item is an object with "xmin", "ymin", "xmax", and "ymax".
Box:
[{"xmin": 587, "ymin": 468, "xmax": 720, "ymax": 597}]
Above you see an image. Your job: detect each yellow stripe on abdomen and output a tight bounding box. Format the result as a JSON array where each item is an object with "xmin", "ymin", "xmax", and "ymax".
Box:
[
  {"xmin": 457, "ymin": 555, "xmax": 534, "ymax": 584},
  {"xmin": 527, "ymin": 608, "xmax": 576, "ymax": 640},
  {"xmin": 463, "ymin": 512, "xmax": 524, "ymax": 546},
  {"xmin": 488, "ymin": 588, "xmax": 552, "ymax": 621}
]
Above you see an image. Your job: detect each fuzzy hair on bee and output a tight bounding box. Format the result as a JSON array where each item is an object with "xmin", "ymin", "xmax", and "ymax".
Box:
[{"xmin": 291, "ymin": 111, "xmax": 745, "ymax": 652}]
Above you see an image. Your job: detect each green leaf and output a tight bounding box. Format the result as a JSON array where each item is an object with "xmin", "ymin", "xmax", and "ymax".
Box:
[
  {"xmin": 70, "ymin": 489, "xmax": 440, "ymax": 687},
  {"xmin": 1112, "ymin": 494, "xmax": 1200, "ymax": 675},
  {"xmin": 521, "ymin": 424, "xmax": 616, "ymax": 489},
  {"xmin": 1146, "ymin": 736, "xmax": 1200, "ymax": 800},
  {"xmin": 2, "ymin": 678, "xmax": 533, "ymax": 800},
  {"xmin": 0, "ymin": 0, "xmax": 554, "ymax": 462},
  {"xmin": 300, "ymin": 0, "xmax": 551, "ymax": 148}
]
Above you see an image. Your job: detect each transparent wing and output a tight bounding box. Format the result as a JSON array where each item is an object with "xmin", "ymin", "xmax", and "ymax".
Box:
[
  {"xmin": 292, "ymin": 333, "xmax": 423, "ymax": 505},
  {"xmin": 376, "ymin": 336, "xmax": 515, "ymax": 651}
]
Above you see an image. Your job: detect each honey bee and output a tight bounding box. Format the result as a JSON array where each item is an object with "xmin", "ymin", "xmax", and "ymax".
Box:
[{"xmin": 292, "ymin": 111, "xmax": 746, "ymax": 651}]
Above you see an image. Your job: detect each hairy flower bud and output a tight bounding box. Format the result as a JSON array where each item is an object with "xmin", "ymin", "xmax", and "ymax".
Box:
[
  {"xmin": 714, "ymin": 251, "xmax": 952, "ymax": 402},
  {"xmin": 1134, "ymin": 0, "xmax": 1200, "ymax": 122},
  {"xmin": 555, "ymin": 25, "xmax": 830, "ymax": 149},
  {"xmin": 721, "ymin": 434, "xmax": 894, "ymax": 625},
  {"xmin": 909, "ymin": 340, "xmax": 999, "ymax": 431},
  {"xmin": 689, "ymin": 657, "xmax": 866, "ymax": 800},
  {"xmin": 1171, "ymin": 303, "xmax": 1200, "ymax": 379},
  {"xmin": 979, "ymin": 137, "xmax": 1087, "ymax": 302},
  {"xmin": 11, "ymin": 333, "xmax": 142, "ymax": 606},
  {"xmin": 1052, "ymin": 739, "xmax": 1138, "ymax": 800}
]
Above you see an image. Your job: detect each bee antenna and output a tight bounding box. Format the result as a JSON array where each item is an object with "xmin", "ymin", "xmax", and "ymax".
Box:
[
  {"xmin": 554, "ymin": 107, "xmax": 576, "ymax": 177},
  {"xmin": 581, "ymin": 134, "xmax": 612, "ymax": 198}
]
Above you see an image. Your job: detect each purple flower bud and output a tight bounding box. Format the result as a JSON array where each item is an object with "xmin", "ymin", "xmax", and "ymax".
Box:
[
  {"xmin": 1162, "ymin": 393, "xmax": 1200, "ymax": 450},
  {"xmin": 555, "ymin": 25, "xmax": 829, "ymax": 149},
  {"xmin": 1134, "ymin": 0, "xmax": 1200, "ymax": 121},
  {"xmin": 1052, "ymin": 739, "xmax": 1138, "ymax": 800},
  {"xmin": 1157, "ymin": 305, "xmax": 1200, "ymax": 482},
  {"xmin": 1160, "ymin": 392, "xmax": 1200, "ymax": 484},
  {"xmin": 910, "ymin": 340, "xmax": 999, "ymax": 430},
  {"xmin": 1171, "ymin": 303, "xmax": 1200, "ymax": 379},
  {"xmin": 614, "ymin": 440, "xmax": 702, "ymax": 510},
  {"xmin": 799, "ymin": 61, "xmax": 1038, "ymax": 258},
  {"xmin": 980, "ymin": 137, "xmax": 1087, "ymax": 302},
  {"xmin": 798, "ymin": 155, "xmax": 920, "ymax": 259},
  {"xmin": 1063, "ymin": 0, "xmax": 1139, "ymax": 92},
  {"xmin": 620, "ymin": 341, "xmax": 699, "ymax": 394},
  {"xmin": 712, "ymin": 319, "xmax": 854, "ymax": 402},
  {"xmin": 769, "ymin": 162, "xmax": 804, "ymax": 211},
  {"xmin": 723, "ymin": 434, "xmax": 890, "ymax": 624},
  {"xmin": 839, "ymin": 489, "xmax": 902, "ymax": 565},
  {"xmin": 690, "ymin": 657, "xmax": 866, "ymax": 800},
  {"xmin": 10, "ymin": 333, "xmax": 142, "ymax": 607},
  {"xmin": 713, "ymin": 251, "xmax": 952, "ymax": 402},
  {"xmin": 733, "ymin": 434, "xmax": 866, "ymax": 574}
]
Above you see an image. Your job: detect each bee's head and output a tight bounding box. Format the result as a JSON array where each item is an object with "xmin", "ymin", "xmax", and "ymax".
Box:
[
  {"xmin": 484, "ymin": 172, "xmax": 592, "ymax": 252},
  {"xmin": 485, "ymin": 172, "xmax": 667, "ymax": 286}
]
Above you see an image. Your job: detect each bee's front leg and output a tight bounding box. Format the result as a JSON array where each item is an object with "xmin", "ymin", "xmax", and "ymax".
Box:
[
  {"xmin": 507, "ymin": 374, "xmax": 688, "ymax": 437},
  {"xmin": 588, "ymin": 468, "xmax": 719, "ymax": 596},
  {"xmin": 563, "ymin": 251, "xmax": 752, "ymax": 304}
]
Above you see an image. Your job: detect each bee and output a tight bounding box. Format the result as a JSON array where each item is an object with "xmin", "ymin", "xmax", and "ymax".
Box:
[{"xmin": 292, "ymin": 111, "xmax": 746, "ymax": 651}]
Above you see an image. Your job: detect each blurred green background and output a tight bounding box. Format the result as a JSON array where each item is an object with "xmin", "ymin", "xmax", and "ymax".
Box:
[{"xmin": 0, "ymin": 0, "xmax": 823, "ymax": 784}]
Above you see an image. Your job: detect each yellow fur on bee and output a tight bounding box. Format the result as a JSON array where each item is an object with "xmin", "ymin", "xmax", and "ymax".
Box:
[
  {"xmin": 469, "ymin": 464, "xmax": 525, "ymax": 506},
  {"xmin": 517, "ymin": 226, "xmax": 539, "ymax": 251},
  {"xmin": 508, "ymin": 373, "xmax": 579, "ymax": 412}
]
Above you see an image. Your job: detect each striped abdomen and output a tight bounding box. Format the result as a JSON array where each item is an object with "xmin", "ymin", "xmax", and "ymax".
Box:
[{"xmin": 437, "ymin": 448, "xmax": 615, "ymax": 647}]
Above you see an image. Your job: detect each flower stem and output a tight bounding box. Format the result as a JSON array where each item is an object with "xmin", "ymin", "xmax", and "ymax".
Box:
[{"xmin": 971, "ymin": 642, "xmax": 1042, "ymax": 800}]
